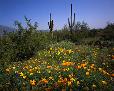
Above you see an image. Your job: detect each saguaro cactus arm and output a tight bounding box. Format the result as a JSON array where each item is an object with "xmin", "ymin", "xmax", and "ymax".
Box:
[{"xmin": 73, "ymin": 13, "xmax": 75, "ymax": 26}]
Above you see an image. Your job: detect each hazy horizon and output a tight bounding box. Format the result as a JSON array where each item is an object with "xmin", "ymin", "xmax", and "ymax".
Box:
[{"xmin": 0, "ymin": 0, "xmax": 114, "ymax": 30}]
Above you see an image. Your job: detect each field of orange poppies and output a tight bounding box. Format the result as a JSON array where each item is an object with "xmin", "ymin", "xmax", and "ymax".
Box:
[{"xmin": 1, "ymin": 41, "xmax": 114, "ymax": 91}]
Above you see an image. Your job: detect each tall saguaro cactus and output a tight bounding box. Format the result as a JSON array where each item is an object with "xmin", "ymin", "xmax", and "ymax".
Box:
[
  {"xmin": 48, "ymin": 13, "xmax": 54, "ymax": 38},
  {"xmin": 68, "ymin": 4, "xmax": 75, "ymax": 34}
]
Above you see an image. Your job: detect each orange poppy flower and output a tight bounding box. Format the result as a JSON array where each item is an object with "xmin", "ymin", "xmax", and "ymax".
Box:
[
  {"xmin": 47, "ymin": 66, "xmax": 52, "ymax": 68},
  {"xmin": 81, "ymin": 63, "xmax": 86, "ymax": 68},
  {"xmin": 41, "ymin": 78, "xmax": 48, "ymax": 84},
  {"xmin": 64, "ymin": 78, "xmax": 68, "ymax": 82},
  {"xmin": 90, "ymin": 66, "xmax": 94, "ymax": 69},
  {"xmin": 61, "ymin": 62, "xmax": 74, "ymax": 66},
  {"xmin": 112, "ymin": 48, "xmax": 114, "ymax": 50},
  {"xmin": 91, "ymin": 64, "xmax": 95, "ymax": 67},
  {"xmin": 111, "ymin": 74, "xmax": 114, "ymax": 77},
  {"xmin": 29, "ymin": 69, "xmax": 33, "ymax": 73},
  {"xmin": 77, "ymin": 65, "xmax": 81, "ymax": 69},
  {"xmin": 112, "ymin": 55, "xmax": 114, "ymax": 59}
]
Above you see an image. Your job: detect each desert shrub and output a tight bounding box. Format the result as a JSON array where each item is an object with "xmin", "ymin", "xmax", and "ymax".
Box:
[
  {"xmin": 48, "ymin": 41, "xmax": 76, "ymax": 50},
  {"xmin": 53, "ymin": 30, "xmax": 71, "ymax": 42},
  {"xmin": 0, "ymin": 17, "xmax": 53, "ymax": 64},
  {"xmin": 102, "ymin": 23, "xmax": 114, "ymax": 40}
]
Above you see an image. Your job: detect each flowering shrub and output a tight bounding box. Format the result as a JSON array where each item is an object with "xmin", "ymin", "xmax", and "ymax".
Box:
[{"xmin": 1, "ymin": 42, "xmax": 114, "ymax": 90}]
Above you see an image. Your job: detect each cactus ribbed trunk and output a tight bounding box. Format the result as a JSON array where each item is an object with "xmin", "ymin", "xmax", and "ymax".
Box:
[
  {"xmin": 71, "ymin": 4, "xmax": 72, "ymax": 33},
  {"xmin": 68, "ymin": 4, "xmax": 75, "ymax": 35},
  {"xmin": 48, "ymin": 13, "xmax": 54, "ymax": 38}
]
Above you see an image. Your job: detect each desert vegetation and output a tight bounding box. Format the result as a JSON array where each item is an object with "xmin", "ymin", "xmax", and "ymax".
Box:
[{"xmin": 0, "ymin": 3, "xmax": 114, "ymax": 91}]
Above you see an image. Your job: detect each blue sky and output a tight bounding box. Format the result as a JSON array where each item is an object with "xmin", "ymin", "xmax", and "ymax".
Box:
[{"xmin": 0, "ymin": 0, "xmax": 114, "ymax": 30}]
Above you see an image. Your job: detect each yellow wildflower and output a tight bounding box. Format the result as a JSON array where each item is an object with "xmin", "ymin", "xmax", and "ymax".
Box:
[
  {"xmin": 77, "ymin": 81, "xmax": 80, "ymax": 85},
  {"xmin": 87, "ymin": 69, "xmax": 91, "ymax": 71},
  {"xmin": 84, "ymin": 67, "xmax": 87, "ymax": 69},
  {"xmin": 68, "ymin": 81, "xmax": 72, "ymax": 86},
  {"xmin": 49, "ymin": 77, "xmax": 53, "ymax": 80},
  {"xmin": 19, "ymin": 72, "xmax": 24, "ymax": 77},
  {"xmin": 23, "ymin": 75, "xmax": 26, "ymax": 79},
  {"xmin": 102, "ymin": 70, "xmax": 107, "ymax": 75},
  {"xmin": 48, "ymin": 70, "xmax": 51, "ymax": 73},
  {"xmin": 19, "ymin": 72, "xmax": 27, "ymax": 79},
  {"xmin": 30, "ymin": 73, "xmax": 33, "ymax": 75},
  {"xmin": 34, "ymin": 67, "xmax": 38, "ymax": 70},
  {"xmin": 86, "ymin": 72, "xmax": 90, "ymax": 76},
  {"xmin": 63, "ymin": 60, "xmax": 65, "ymax": 63},
  {"xmin": 6, "ymin": 68, "xmax": 10, "ymax": 72},
  {"xmin": 25, "ymin": 65, "xmax": 28, "ymax": 69},
  {"xmin": 106, "ymin": 72, "xmax": 110, "ymax": 75},
  {"xmin": 12, "ymin": 67, "xmax": 16, "ymax": 69},
  {"xmin": 50, "ymin": 47, "xmax": 52, "ymax": 50},
  {"xmin": 59, "ymin": 48, "xmax": 64, "ymax": 52},
  {"xmin": 67, "ymin": 68, "xmax": 70, "ymax": 71},
  {"xmin": 37, "ymin": 70, "xmax": 41, "ymax": 73},
  {"xmin": 77, "ymin": 50, "xmax": 80, "ymax": 52},
  {"xmin": 30, "ymin": 80, "xmax": 36, "ymax": 86},
  {"xmin": 58, "ymin": 79, "xmax": 64, "ymax": 83},
  {"xmin": 57, "ymin": 51, "xmax": 60, "ymax": 55},
  {"xmin": 102, "ymin": 81, "xmax": 107, "ymax": 85},
  {"xmin": 90, "ymin": 64, "xmax": 95, "ymax": 69},
  {"xmin": 68, "ymin": 49, "xmax": 72, "ymax": 54},
  {"xmin": 70, "ymin": 78, "xmax": 76, "ymax": 82},
  {"xmin": 92, "ymin": 84, "xmax": 96, "ymax": 88},
  {"xmin": 98, "ymin": 68, "xmax": 103, "ymax": 72},
  {"xmin": 69, "ymin": 74, "xmax": 72, "ymax": 78}
]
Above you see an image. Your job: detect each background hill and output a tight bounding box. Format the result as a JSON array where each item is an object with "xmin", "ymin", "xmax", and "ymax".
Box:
[{"xmin": 0, "ymin": 25, "xmax": 15, "ymax": 35}]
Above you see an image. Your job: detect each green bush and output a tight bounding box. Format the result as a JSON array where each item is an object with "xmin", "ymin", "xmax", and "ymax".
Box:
[{"xmin": 0, "ymin": 17, "xmax": 53, "ymax": 65}]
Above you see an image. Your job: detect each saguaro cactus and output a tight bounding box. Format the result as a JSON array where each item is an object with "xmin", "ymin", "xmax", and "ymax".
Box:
[
  {"xmin": 48, "ymin": 13, "xmax": 54, "ymax": 33},
  {"xmin": 68, "ymin": 4, "xmax": 75, "ymax": 34}
]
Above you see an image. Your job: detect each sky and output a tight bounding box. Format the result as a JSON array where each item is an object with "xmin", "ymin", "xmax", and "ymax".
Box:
[{"xmin": 0, "ymin": 0, "xmax": 114, "ymax": 30}]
